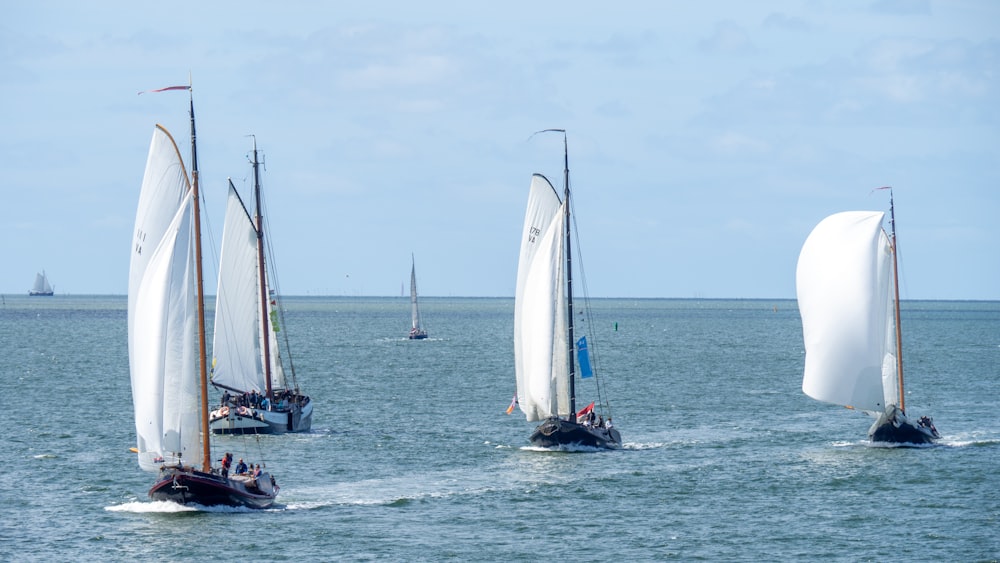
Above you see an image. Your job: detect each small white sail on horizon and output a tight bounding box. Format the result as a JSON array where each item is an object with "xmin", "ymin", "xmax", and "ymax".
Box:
[
  {"xmin": 29, "ymin": 270, "xmax": 54, "ymax": 295},
  {"xmin": 409, "ymin": 254, "xmax": 428, "ymax": 339}
]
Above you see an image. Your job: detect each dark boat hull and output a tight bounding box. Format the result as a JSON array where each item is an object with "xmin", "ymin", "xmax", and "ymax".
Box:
[
  {"xmin": 868, "ymin": 407, "xmax": 939, "ymax": 445},
  {"xmin": 409, "ymin": 329, "xmax": 428, "ymax": 340},
  {"xmin": 148, "ymin": 465, "xmax": 277, "ymax": 509},
  {"xmin": 869, "ymin": 419, "xmax": 938, "ymax": 445},
  {"xmin": 529, "ymin": 417, "xmax": 621, "ymax": 450}
]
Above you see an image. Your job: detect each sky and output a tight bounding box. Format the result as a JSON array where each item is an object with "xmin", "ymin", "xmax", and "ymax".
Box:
[{"xmin": 2, "ymin": 1, "xmax": 998, "ymax": 299}]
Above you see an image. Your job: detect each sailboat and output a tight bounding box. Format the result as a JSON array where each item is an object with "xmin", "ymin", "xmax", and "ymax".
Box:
[
  {"xmin": 796, "ymin": 188, "xmax": 939, "ymax": 445},
  {"xmin": 29, "ymin": 270, "xmax": 54, "ymax": 296},
  {"xmin": 408, "ymin": 254, "xmax": 428, "ymax": 339},
  {"xmin": 208, "ymin": 139, "xmax": 313, "ymax": 434},
  {"xmin": 512, "ymin": 130, "xmax": 621, "ymax": 450},
  {"xmin": 128, "ymin": 89, "xmax": 277, "ymax": 508}
]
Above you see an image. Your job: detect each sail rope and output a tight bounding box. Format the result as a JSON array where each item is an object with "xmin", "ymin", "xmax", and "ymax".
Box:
[
  {"xmin": 568, "ymin": 191, "xmax": 613, "ymax": 422},
  {"xmin": 210, "ymin": 427, "xmax": 272, "ymax": 473},
  {"xmin": 256, "ymin": 168, "xmax": 301, "ymax": 394}
]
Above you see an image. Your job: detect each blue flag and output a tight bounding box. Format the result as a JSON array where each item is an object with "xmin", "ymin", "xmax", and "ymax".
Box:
[{"xmin": 577, "ymin": 336, "xmax": 593, "ymax": 378}]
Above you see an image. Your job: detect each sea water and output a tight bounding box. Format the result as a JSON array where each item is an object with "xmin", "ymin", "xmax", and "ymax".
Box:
[{"xmin": 1, "ymin": 296, "xmax": 997, "ymax": 561}]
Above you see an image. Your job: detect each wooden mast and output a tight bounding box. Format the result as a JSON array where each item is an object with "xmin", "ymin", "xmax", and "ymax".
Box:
[
  {"xmin": 887, "ymin": 187, "xmax": 906, "ymax": 413},
  {"xmin": 187, "ymin": 88, "xmax": 212, "ymax": 472},
  {"xmin": 251, "ymin": 137, "xmax": 274, "ymax": 399}
]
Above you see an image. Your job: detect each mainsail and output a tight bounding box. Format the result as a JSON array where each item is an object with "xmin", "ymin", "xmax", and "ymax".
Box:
[
  {"xmin": 127, "ymin": 125, "xmax": 200, "ymax": 472},
  {"xmin": 31, "ymin": 272, "xmax": 53, "ymax": 294},
  {"xmin": 410, "ymin": 257, "xmax": 422, "ymax": 332},
  {"xmin": 797, "ymin": 211, "xmax": 898, "ymax": 415},
  {"xmin": 513, "ymin": 174, "xmax": 569, "ymax": 422},
  {"xmin": 211, "ymin": 182, "xmax": 286, "ymax": 394}
]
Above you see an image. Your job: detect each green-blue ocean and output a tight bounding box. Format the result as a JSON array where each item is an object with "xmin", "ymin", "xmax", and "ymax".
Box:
[{"xmin": 1, "ymin": 295, "xmax": 998, "ymax": 561}]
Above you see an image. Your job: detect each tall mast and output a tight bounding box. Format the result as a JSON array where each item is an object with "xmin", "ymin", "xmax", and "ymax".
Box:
[
  {"xmin": 188, "ymin": 89, "xmax": 212, "ymax": 472},
  {"xmin": 252, "ymin": 137, "xmax": 273, "ymax": 399},
  {"xmin": 887, "ymin": 188, "xmax": 905, "ymax": 413},
  {"xmin": 561, "ymin": 131, "xmax": 577, "ymax": 420}
]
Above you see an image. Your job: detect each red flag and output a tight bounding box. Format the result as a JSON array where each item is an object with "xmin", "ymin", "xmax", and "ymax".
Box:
[
  {"xmin": 505, "ymin": 394, "xmax": 518, "ymax": 415},
  {"xmin": 137, "ymin": 85, "xmax": 191, "ymax": 95},
  {"xmin": 576, "ymin": 401, "xmax": 595, "ymax": 422}
]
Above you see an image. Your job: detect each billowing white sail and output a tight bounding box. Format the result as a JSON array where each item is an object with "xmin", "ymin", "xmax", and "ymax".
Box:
[
  {"xmin": 127, "ymin": 125, "xmax": 200, "ymax": 472},
  {"xmin": 514, "ymin": 174, "xmax": 569, "ymax": 421},
  {"xmin": 797, "ymin": 211, "xmax": 898, "ymax": 415},
  {"xmin": 211, "ymin": 183, "xmax": 285, "ymax": 394}
]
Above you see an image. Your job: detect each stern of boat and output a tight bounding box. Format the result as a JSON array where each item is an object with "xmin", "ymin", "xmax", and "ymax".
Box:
[{"xmin": 209, "ymin": 405, "xmax": 272, "ymax": 435}]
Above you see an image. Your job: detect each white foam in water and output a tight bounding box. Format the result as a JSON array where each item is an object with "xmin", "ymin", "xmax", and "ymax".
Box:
[{"xmin": 105, "ymin": 500, "xmax": 276, "ymax": 514}]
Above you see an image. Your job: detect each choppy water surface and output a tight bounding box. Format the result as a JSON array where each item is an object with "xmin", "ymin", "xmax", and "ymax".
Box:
[{"xmin": 1, "ymin": 296, "xmax": 998, "ymax": 560}]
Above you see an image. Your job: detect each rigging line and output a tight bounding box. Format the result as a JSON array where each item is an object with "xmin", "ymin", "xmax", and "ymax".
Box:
[
  {"xmin": 198, "ymin": 178, "xmax": 221, "ymax": 298},
  {"xmin": 255, "ymin": 163, "xmax": 300, "ymax": 389},
  {"xmin": 568, "ymin": 190, "xmax": 612, "ymax": 417}
]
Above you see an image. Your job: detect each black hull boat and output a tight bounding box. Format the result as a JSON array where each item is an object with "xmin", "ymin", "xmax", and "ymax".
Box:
[
  {"xmin": 512, "ymin": 133, "xmax": 624, "ymax": 451},
  {"xmin": 868, "ymin": 406, "xmax": 939, "ymax": 445},
  {"xmin": 797, "ymin": 190, "xmax": 941, "ymax": 446},
  {"xmin": 529, "ymin": 417, "xmax": 621, "ymax": 450},
  {"xmin": 129, "ymin": 104, "xmax": 283, "ymax": 513},
  {"xmin": 408, "ymin": 328, "xmax": 428, "ymax": 340},
  {"xmin": 149, "ymin": 465, "xmax": 277, "ymax": 509}
]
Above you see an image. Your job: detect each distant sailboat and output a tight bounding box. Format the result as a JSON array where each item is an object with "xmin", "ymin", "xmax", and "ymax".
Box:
[
  {"xmin": 512, "ymin": 130, "xmax": 621, "ymax": 450},
  {"xmin": 408, "ymin": 254, "xmax": 428, "ymax": 340},
  {"xmin": 29, "ymin": 271, "xmax": 54, "ymax": 296},
  {"xmin": 128, "ymin": 88, "xmax": 278, "ymax": 508},
  {"xmin": 796, "ymin": 188, "xmax": 939, "ymax": 445},
  {"xmin": 208, "ymin": 139, "xmax": 312, "ymax": 434}
]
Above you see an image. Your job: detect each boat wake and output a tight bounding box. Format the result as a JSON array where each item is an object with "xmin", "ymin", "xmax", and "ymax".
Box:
[
  {"xmin": 106, "ymin": 500, "xmax": 284, "ymax": 513},
  {"xmin": 937, "ymin": 436, "xmax": 1000, "ymax": 448},
  {"xmin": 865, "ymin": 440, "xmax": 940, "ymax": 449},
  {"xmin": 621, "ymin": 441, "xmax": 668, "ymax": 451},
  {"xmin": 519, "ymin": 444, "xmax": 610, "ymax": 453}
]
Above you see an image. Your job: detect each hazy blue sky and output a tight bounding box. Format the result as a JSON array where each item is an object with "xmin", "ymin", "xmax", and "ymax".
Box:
[{"xmin": 3, "ymin": 1, "xmax": 997, "ymax": 299}]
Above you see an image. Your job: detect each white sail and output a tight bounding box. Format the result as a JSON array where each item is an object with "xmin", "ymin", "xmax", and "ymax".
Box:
[
  {"xmin": 797, "ymin": 211, "xmax": 897, "ymax": 415},
  {"xmin": 127, "ymin": 125, "xmax": 200, "ymax": 472},
  {"xmin": 212, "ymin": 183, "xmax": 286, "ymax": 394},
  {"xmin": 514, "ymin": 174, "xmax": 569, "ymax": 421},
  {"xmin": 212, "ymin": 184, "xmax": 264, "ymax": 392},
  {"xmin": 31, "ymin": 271, "xmax": 53, "ymax": 294},
  {"xmin": 410, "ymin": 257, "xmax": 422, "ymax": 331}
]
